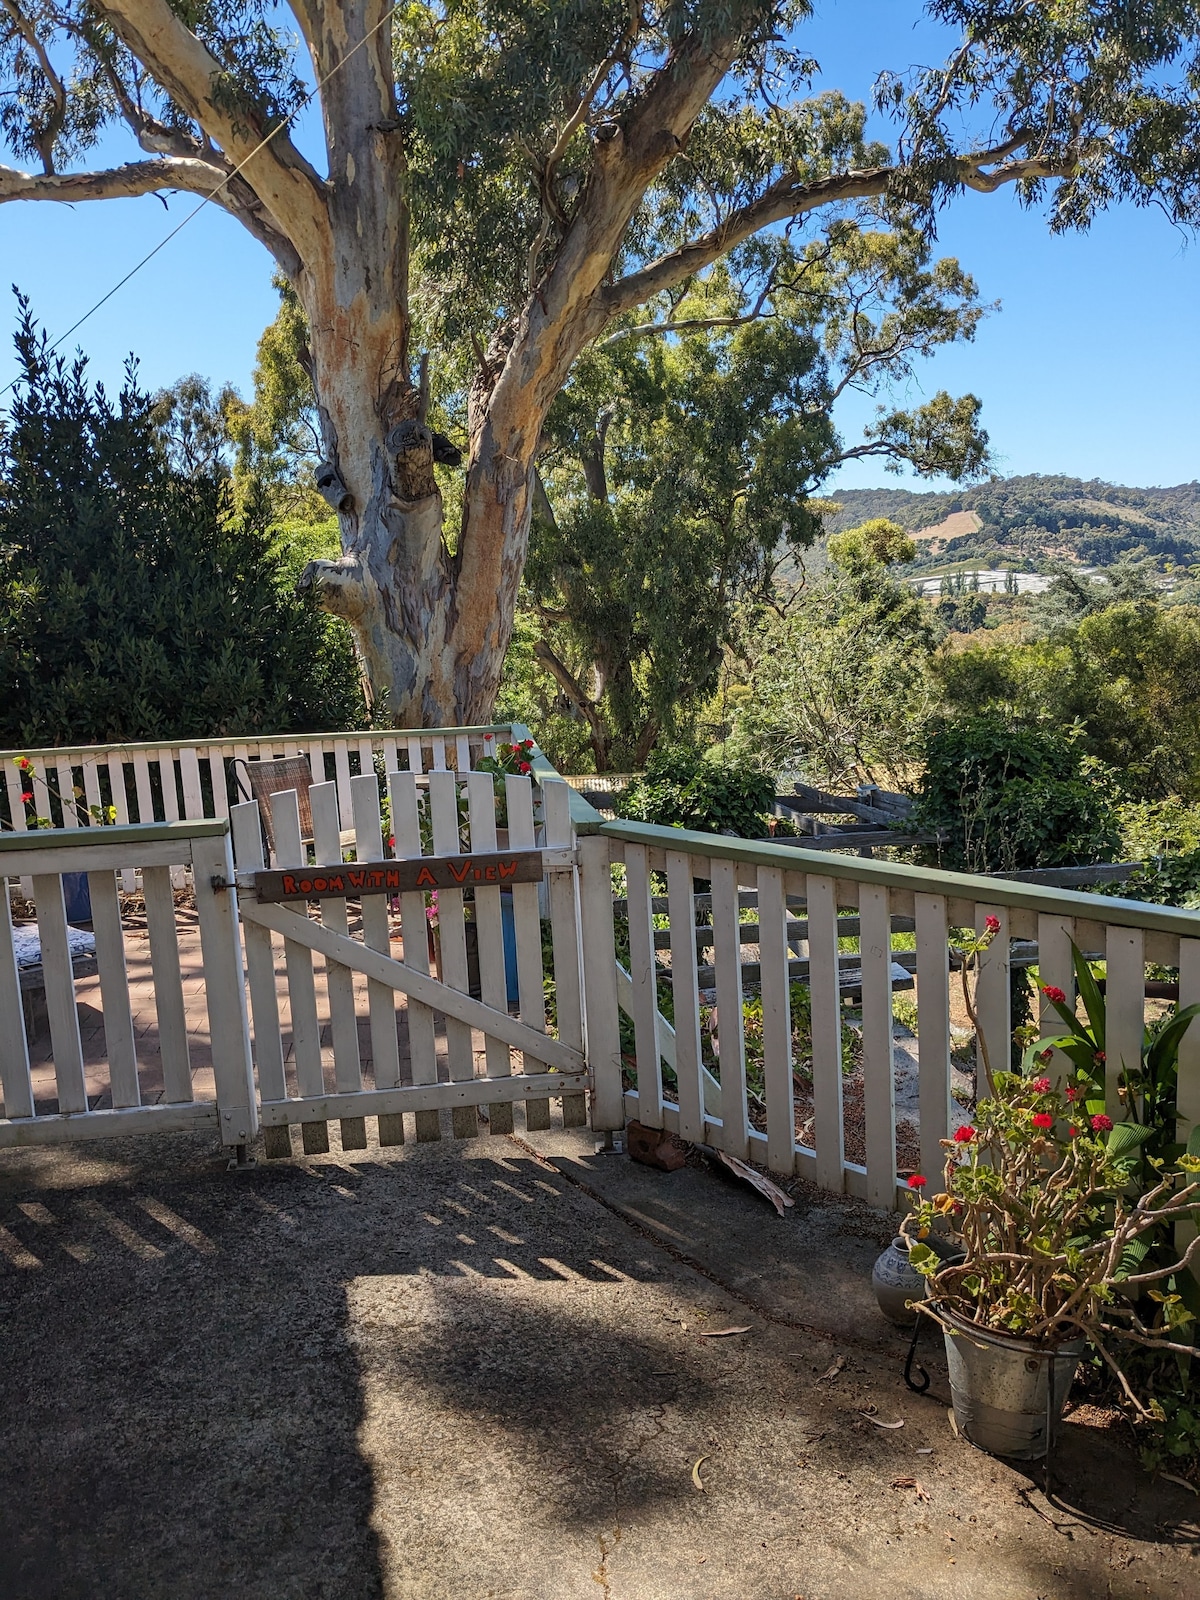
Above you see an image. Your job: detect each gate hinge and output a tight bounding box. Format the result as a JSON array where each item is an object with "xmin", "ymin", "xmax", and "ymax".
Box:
[{"xmin": 210, "ymin": 874, "xmax": 232, "ymax": 893}]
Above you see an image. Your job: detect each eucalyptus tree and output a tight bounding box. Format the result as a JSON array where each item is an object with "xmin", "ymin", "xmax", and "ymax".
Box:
[{"xmin": 2, "ymin": 0, "xmax": 1199, "ymax": 725}]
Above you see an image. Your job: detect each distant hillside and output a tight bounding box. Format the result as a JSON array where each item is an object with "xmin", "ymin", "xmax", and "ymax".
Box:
[{"xmin": 823, "ymin": 475, "xmax": 1200, "ymax": 571}]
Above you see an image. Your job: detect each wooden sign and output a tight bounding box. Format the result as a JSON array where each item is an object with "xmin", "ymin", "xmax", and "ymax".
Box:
[{"xmin": 252, "ymin": 850, "xmax": 545, "ymax": 903}]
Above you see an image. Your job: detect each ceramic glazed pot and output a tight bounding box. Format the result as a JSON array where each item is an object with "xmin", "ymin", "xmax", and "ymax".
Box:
[
  {"xmin": 872, "ymin": 1237, "xmax": 925, "ymax": 1326},
  {"xmin": 936, "ymin": 1301, "xmax": 1085, "ymax": 1460}
]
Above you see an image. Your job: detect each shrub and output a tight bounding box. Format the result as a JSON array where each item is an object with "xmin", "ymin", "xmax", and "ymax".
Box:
[
  {"xmin": 616, "ymin": 745, "xmax": 775, "ymax": 838},
  {"xmin": 915, "ymin": 714, "xmax": 1121, "ymax": 873},
  {"xmin": 0, "ymin": 308, "xmax": 363, "ymax": 747}
]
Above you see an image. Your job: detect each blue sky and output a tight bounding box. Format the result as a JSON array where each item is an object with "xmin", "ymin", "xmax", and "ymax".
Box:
[{"xmin": 0, "ymin": 1, "xmax": 1196, "ymax": 492}]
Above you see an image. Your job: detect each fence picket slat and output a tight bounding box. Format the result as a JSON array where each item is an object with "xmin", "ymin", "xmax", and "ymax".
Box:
[
  {"xmin": 431, "ymin": 736, "xmax": 448, "ymax": 771},
  {"xmin": 915, "ymin": 893, "xmax": 951, "ymax": 1186},
  {"xmin": 179, "ymin": 747, "xmax": 205, "ymax": 820},
  {"xmin": 506, "ymin": 775, "xmax": 549, "ymax": 1131},
  {"xmin": 390, "ymin": 772, "xmax": 439, "ymax": 1141},
  {"xmin": 974, "ymin": 904, "xmax": 1010, "ymax": 1092},
  {"xmin": 143, "ymin": 864, "xmax": 192, "ymax": 1104},
  {"xmin": 106, "ymin": 755, "xmax": 136, "ymax": 892},
  {"xmin": 1037, "ymin": 914, "xmax": 1076, "ymax": 1036},
  {"xmin": 757, "ymin": 865, "xmax": 794, "ymax": 1176},
  {"xmin": 4, "ymin": 763, "xmax": 28, "ymax": 832},
  {"xmin": 32, "ymin": 873, "xmax": 88, "ymax": 1113},
  {"xmin": 431, "ymin": 770, "xmax": 477, "ymax": 1138},
  {"xmin": 87, "ymin": 868, "xmax": 139, "ymax": 1108},
  {"xmin": 807, "ymin": 874, "xmax": 844, "ymax": 1190},
  {"xmin": 331, "ymin": 739, "xmax": 353, "ymax": 819},
  {"xmin": 209, "ymin": 751, "xmax": 231, "ymax": 821},
  {"xmin": 349, "ymin": 774, "xmax": 403, "ymax": 1145},
  {"xmin": 1177, "ymin": 939, "xmax": 1200, "ymax": 1279},
  {"xmin": 0, "ymin": 885, "xmax": 33, "ymax": 1119},
  {"xmin": 131, "ymin": 753, "xmax": 155, "ymax": 826},
  {"xmin": 859, "ymin": 883, "xmax": 895, "ymax": 1208},
  {"xmin": 272, "ymin": 787, "xmax": 329, "ymax": 1153},
  {"xmin": 466, "ymin": 772, "xmax": 513, "ymax": 1134},
  {"xmin": 710, "ymin": 856, "xmax": 748, "ymax": 1160},
  {"xmin": 311, "ymin": 781, "xmax": 366, "ymax": 1149},
  {"xmin": 382, "ymin": 736, "xmax": 400, "ymax": 774},
  {"xmin": 357, "ymin": 738, "xmax": 376, "ymax": 784},
  {"xmin": 406, "ymin": 736, "xmax": 424, "ymax": 774},
  {"xmin": 662, "ymin": 850, "xmax": 703, "ymax": 1143},
  {"xmin": 1105, "ymin": 925, "xmax": 1145, "ymax": 1117},
  {"xmin": 543, "ymin": 779, "xmax": 587, "ymax": 1128},
  {"xmin": 191, "ymin": 829, "xmax": 257, "ymax": 1146},
  {"xmin": 231, "ymin": 800, "xmax": 292, "ymax": 1158},
  {"xmin": 56, "ymin": 760, "xmax": 80, "ymax": 827},
  {"xmin": 624, "ymin": 842, "xmax": 663, "ymax": 1130}
]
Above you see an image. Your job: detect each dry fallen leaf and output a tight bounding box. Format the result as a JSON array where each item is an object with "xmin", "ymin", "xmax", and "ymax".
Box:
[
  {"xmin": 862, "ymin": 1415, "xmax": 905, "ymax": 1430},
  {"xmin": 692, "ymin": 1456, "xmax": 709, "ymax": 1493},
  {"xmin": 714, "ymin": 1150, "xmax": 795, "ymax": 1217},
  {"xmin": 699, "ymin": 1326, "xmax": 752, "ymax": 1339},
  {"xmin": 947, "ymin": 1408, "xmax": 960, "ymax": 1439},
  {"xmin": 816, "ymin": 1354, "xmax": 846, "ymax": 1383},
  {"xmin": 916, "ymin": 1448, "xmax": 934, "ymax": 1455},
  {"xmin": 1160, "ymin": 1472, "xmax": 1198, "ymax": 1495},
  {"xmin": 892, "ymin": 1477, "xmax": 931, "ymax": 1503}
]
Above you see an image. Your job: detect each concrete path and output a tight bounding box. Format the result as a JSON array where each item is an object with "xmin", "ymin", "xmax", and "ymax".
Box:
[{"xmin": 1, "ymin": 1123, "xmax": 1197, "ymax": 1600}]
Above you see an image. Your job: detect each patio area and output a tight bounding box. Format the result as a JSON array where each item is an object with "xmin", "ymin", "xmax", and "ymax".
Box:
[{"xmin": 1, "ymin": 1120, "xmax": 1196, "ymax": 1600}]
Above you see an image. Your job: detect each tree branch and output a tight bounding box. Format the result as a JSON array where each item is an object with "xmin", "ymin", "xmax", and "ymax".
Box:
[
  {"xmin": 600, "ymin": 147, "xmax": 1075, "ymax": 318},
  {"xmin": 0, "ymin": 0, "xmax": 67, "ymax": 172},
  {"xmin": 0, "ymin": 155, "xmax": 230, "ymax": 203},
  {"xmin": 95, "ymin": 0, "xmax": 329, "ymax": 254}
]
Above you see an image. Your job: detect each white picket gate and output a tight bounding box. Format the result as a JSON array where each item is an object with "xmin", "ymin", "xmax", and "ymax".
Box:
[
  {"xmin": 0, "ymin": 821, "xmax": 256, "ymax": 1148},
  {"xmin": 227, "ymin": 769, "xmax": 593, "ymax": 1156}
]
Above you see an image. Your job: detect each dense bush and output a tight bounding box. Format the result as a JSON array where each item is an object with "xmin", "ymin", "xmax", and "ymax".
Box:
[
  {"xmin": 0, "ymin": 312, "xmax": 363, "ymax": 747},
  {"xmin": 915, "ymin": 714, "xmax": 1121, "ymax": 873},
  {"xmin": 616, "ymin": 746, "xmax": 775, "ymax": 838}
]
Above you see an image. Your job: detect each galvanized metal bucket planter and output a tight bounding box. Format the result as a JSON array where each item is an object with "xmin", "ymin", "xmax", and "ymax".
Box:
[{"xmin": 936, "ymin": 1302, "xmax": 1086, "ymax": 1461}]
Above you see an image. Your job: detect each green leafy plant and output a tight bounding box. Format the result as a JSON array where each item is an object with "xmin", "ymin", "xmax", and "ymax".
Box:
[
  {"xmin": 915, "ymin": 714, "xmax": 1121, "ymax": 874},
  {"xmin": 617, "ymin": 746, "xmax": 775, "ymax": 839},
  {"xmin": 902, "ymin": 1074, "xmax": 1200, "ymax": 1399}
]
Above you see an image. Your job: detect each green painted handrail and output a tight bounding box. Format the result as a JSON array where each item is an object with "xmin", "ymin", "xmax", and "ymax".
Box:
[
  {"xmin": 597, "ymin": 817, "xmax": 1200, "ymax": 940},
  {"xmin": 0, "ymin": 819, "xmax": 229, "ymax": 852}
]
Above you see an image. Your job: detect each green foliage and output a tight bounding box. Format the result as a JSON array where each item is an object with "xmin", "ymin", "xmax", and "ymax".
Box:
[
  {"xmin": 935, "ymin": 600, "xmax": 1200, "ymax": 800},
  {"xmin": 523, "ymin": 228, "xmax": 986, "ymax": 770},
  {"xmin": 731, "ymin": 528, "xmax": 936, "ymax": 787},
  {"xmin": 915, "ymin": 715, "xmax": 1121, "ymax": 873},
  {"xmin": 616, "ymin": 745, "xmax": 775, "ymax": 838},
  {"xmin": 827, "ymin": 518, "xmax": 916, "ymax": 572},
  {"xmin": 0, "ymin": 308, "xmax": 363, "ymax": 747}
]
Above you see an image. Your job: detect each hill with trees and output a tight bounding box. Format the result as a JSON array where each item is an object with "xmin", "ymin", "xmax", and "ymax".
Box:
[{"xmin": 824, "ymin": 476, "xmax": 1200, "ymax": 571}]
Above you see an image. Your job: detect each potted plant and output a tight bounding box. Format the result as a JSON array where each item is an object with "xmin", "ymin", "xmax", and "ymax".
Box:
[{"xmin": 901, "ymin": 1071, "xmax": 1200, "ymax": 1459}]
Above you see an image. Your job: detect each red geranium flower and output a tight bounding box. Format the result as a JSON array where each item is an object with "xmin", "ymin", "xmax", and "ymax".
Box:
[
  {"xmin": 953, "ymin": 1125, "xmax": 976, "ymax": 1143},
  {"xmin": 1068, "ymin": 1125, "xmax": 1080, "ymax": 1138},
  {"xmin": 907, "ymin": 1174, "xmax": 927, "ymax": 1190},
  {"xmin": 518, "ymin": 761, "xmax": 531, "ymax": 774},
  {"xmin": 1032, "ymin": 1113, "xmax": 1054, "ymax": 1130},
  {"xmin": 1030, "ymin": 1076, "xmax": 1051, "ymax": 1092},
  {"xmin": 1093, "ymin": 1051, "xmax": 1106, "ymax": 1065},
  {"xmin": 983, "ymin": 914, "xmax": 1001, "ymax": 934},
  {"xmin": 17, "ymin": 757, "xmax": 31, "ymax": 770},
  {"xmin": 1091, "ymin": 1113, "xmax": 1113, "ymax": 1133},
  {"xmin": 20, "ymin": 791, "xmax": 33, "ymax": 803},
  {"xmin": 521, "ymin": 738, "xmax": 535, "ymax": 750},
  {"xmin": 1041, "ymin": 984, "xmax": 1067, "ymax": 1005}
]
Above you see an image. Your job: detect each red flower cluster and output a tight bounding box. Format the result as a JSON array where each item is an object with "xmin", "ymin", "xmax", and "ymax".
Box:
[
  {"xmin": 1091, "ymin": 1113, "xmax": 1113, "ymax": 1133},
  {"xmin": 1065, "ymin": 1085, "xmax": 1078, "ymax": 1101},
  {"xmin": 1041, "ymin": 984, "xmax": 1067, "ymax": 1005},
  {"xmin": 1068, "ymin": 1126, "xmax": 1080, "ymax": 1138},
  {"xmin": 19, "ymin": 791, "xmax": 32, "ymax": 804},
  {"xmin": 907, "ymin": 1174, "xmax": 927, "ymax": 1190},
  {"xmin": 983, "ymin": 914, "xmax": 1001, "ymax": 935},
  {"xmin": 16, "ymin": 757, "xmax": 30, "ymax": 771},
  {"xmin": 1030, "ymin": 1076, "xmax": 1051, "ymax": 1093},
  {"xmin": 1093, "ymin": 1051, "xmax": 1106, "ymax": 1065},
  {"xmin": 1032, "ymin": 1112, "xmax": 1054, "ymax": 1130},
  {"xmin": 953, "ymin": 1125, "xmax": 976, "ymax": 1143}
]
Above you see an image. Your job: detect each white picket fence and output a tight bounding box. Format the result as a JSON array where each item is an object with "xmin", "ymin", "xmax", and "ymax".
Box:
[{"xmin": 3, "ymin": 726, "xmax": 1200, "ymax": 1214}]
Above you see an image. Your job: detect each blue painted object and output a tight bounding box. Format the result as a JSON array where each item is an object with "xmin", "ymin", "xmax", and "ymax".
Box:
[
  {"xmin": 61, "ymin": 871, "xmax": 92, "ymax": 924},
  {"xmin": 501, "ymin": 890, "xmax": 519, "ymax": 1005}
]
